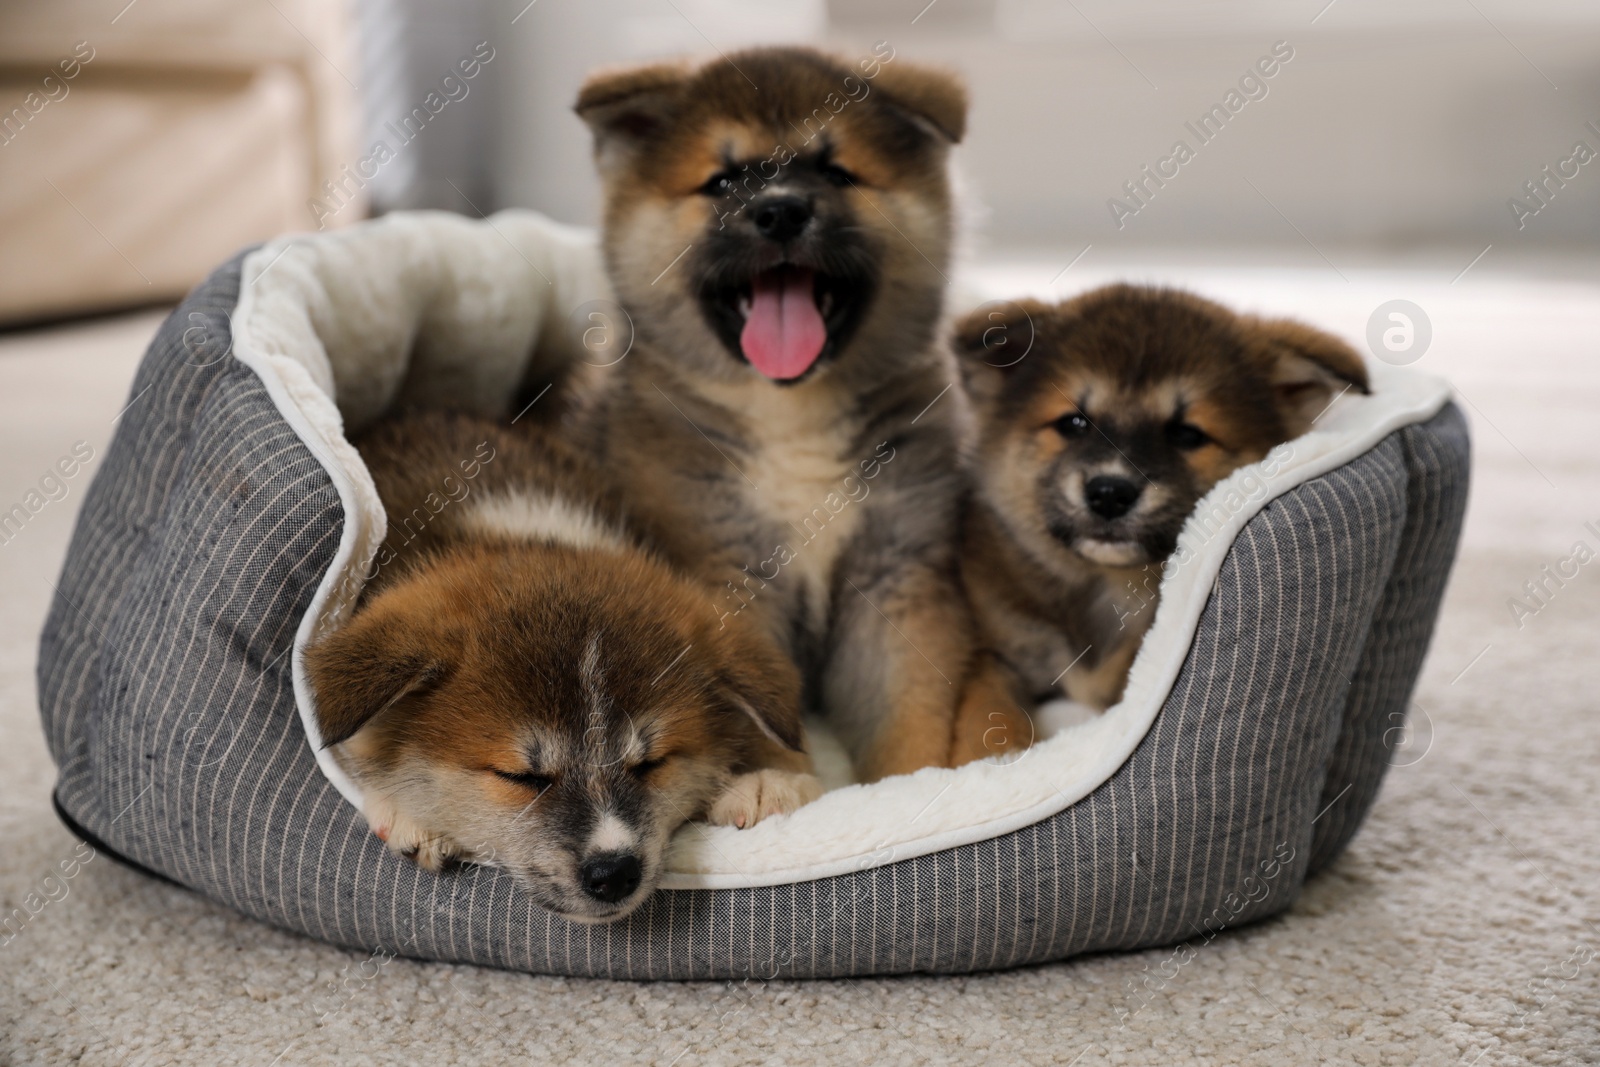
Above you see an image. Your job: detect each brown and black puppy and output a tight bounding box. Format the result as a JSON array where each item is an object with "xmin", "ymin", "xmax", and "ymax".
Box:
[
  {"xmin": 304, "ymin": 411, "xmax": 820, "ymax": 922},
  {"xmin": 950, "ymin": 285, "xmax": 1370, "ymax": 764},
  {"xmin": 574, "ymin": 46, "xmax": 974, "ymax": 781}
]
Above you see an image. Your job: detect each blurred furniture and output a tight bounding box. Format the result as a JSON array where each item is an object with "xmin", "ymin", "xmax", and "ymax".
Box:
[{"xmin": 0, "ymin": 0, "xmax": 358, "ymax": 326}]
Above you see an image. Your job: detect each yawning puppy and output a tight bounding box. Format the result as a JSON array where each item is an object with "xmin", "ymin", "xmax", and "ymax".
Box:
[
  {"xmin": 574, "ymin": 46, "xmax": 975, "ymax": 781},
  {"xmin": 304, "ymin": 411, "xmax": 820, "ymax": 922},
  {"xmin": 950, "ymin": 285, "xmax": 1370, "ymax": 763}
]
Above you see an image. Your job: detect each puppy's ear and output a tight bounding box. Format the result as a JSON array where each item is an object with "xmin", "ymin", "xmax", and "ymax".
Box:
[
  {"xmin": 1244, "ymin": 317, "xmax": 1371, "ymax": 436},
  {"xmin": 951, "ymin": 298, "xmax": 1051, "ymax": 410},
  {"xmin": 872, "ymin": 60, "xmax": 968, "ymax": 143},
  {"xmin": 304, "ymin": 606, "xmax": 449, "ymax": 747},
  {"xmin": 706, "ymin": 619, "xmax": 806, "ymax": 753},
  {"xmin": 573, "ymin": 62, "xmax": 689, "ymax": 172}
]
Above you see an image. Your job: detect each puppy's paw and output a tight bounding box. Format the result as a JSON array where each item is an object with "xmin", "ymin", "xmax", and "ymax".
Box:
[
  {"xmin": 708, "ymin": 770, "xmax": 823, "ymax": 829},
  {"xmin": 364, "ymin": 796, "xmax": 458, "ymax": 871},
  {"xmin": 1034, "ymin": 698, "xmax": 1101, "ymax": 737},
  {"xmin": 397, "ymin": 827, "xmax": 462, "ymax": 872}
]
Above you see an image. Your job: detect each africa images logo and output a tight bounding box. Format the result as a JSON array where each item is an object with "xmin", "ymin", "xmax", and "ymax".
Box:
[{"xmin": 1365, "ymin": 299, "xmax": 1431, "ymax": 366}]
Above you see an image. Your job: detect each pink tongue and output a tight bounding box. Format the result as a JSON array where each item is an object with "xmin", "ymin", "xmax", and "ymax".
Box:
[{"xmin": 740, "ymin": 268, "xmax": 827, "ymax": 381}]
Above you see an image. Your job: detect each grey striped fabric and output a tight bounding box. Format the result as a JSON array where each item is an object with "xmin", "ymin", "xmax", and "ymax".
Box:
[
  {"xmin": 1306, "ymin": 404, "xmax": 1469, "ymax": 874},
  {"xmin": 38, "ymin": 256, "xmax": 1470, "ymax": 979}
]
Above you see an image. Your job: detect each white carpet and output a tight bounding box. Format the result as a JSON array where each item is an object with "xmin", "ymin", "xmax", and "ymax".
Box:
[{"xmin": 2, "ymin": 251, "xmax": 1597, "ymax": 1066}]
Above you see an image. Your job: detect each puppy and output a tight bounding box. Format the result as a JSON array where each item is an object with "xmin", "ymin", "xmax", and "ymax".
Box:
[
  {"xmin": 950, "ymin": 285, "xmax": 1370, "ymax": 763},
  {"xmin": 574, "ymin": 46, "xmax": 975, "ymax": 781},
  {"xmin": 304, "ymin": 411, "xmax": 820, "ymax": 922}
]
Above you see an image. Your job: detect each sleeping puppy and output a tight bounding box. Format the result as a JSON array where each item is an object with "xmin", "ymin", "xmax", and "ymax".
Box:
[
  {"xmin": 950, "ymin": 285, "xmax": 1370, "ymax": 764},
  {"xmin": 574, "ymin": 46, "xmax": 975, "ymax": 782},
  {"xmin": 304, "ymin": 411, "xmax": 820, "ymax": 922}
]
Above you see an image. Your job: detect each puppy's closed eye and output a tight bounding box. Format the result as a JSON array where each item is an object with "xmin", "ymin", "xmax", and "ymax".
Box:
[
  {"xmin": 491, "ymin": 769, "xmax": 555, "ymax": 793},
  {"xmin": 629, "ymin": 757, "xmax": 668, "ymax": 777}
]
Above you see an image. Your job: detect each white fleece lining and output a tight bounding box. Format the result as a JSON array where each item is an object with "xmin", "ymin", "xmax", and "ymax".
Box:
[
  {"xmin": 227, "ymin": 210, "xmax": 1454, "ymax": 890},
  {"xmin": 231, "ymin": 210, "xmax": 611, "ymax": 812}
]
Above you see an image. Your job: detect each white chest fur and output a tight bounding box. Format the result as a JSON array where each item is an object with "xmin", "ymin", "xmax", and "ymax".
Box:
[
  {"xmin": 459, "ymin": 489, "xmax": 628, "ymax": 552},
  {"xmin": 703, "ymin": 378, "xmax": 866, "ymax": 629}
]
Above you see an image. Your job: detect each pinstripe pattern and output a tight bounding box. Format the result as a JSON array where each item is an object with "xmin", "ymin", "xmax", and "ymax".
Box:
[
  {"xmin": 38, "ymin": 259, "xmax": 1470, "ymax": 978},
  {"xmin": 1306, "ymin": 404, "xmax": 1470, "ymax": 874}
]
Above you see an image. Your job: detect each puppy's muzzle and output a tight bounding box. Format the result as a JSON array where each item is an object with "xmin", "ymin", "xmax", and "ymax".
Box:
[
  {"xmin": 580, "ymin": 851, "xmax": 643, "ymax": 904},
  {"xmin": 752, "ymin": 194, "xmax": 813, "ymax": 243},
  {"xmin": 1084, "ymin": 475, "xmax": 1142, "ymax": 520}
]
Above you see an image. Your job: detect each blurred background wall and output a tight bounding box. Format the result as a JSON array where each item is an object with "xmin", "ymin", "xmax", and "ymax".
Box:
[
  {"xmin": 489, "ymin": 0, "xmax": 1600, "ymax": 254},
  {"xmin": 1, "ymin": 0, "xmax": 1596, "ymax": 325}
]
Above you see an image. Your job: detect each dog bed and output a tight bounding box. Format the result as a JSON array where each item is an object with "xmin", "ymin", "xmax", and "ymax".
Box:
[{"xmin": 39, "ymin": 211, "xmax": 1468, "ymax": 978}]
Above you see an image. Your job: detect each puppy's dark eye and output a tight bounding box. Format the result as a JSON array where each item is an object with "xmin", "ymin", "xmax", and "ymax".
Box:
[
  {"xmin": 1166, "ymin": 422, "xmax": 1210, "ymax": 450},
  {"xmin": 1054, "ymin": 412, "xmax": 1091, "ymax": 438},
  {"xmin": 493, "ymin": 769, "xmax": 554, "ymax": 793},
  {"xmin": 630, "ymin": 757, "xmax": 667, "ymax": 778},
  {"xmin": 699, "ymin": 171, "xmax": 737, "ymax": 197},
  {"xmin": 819, "ymin": 160, "xmax": 856, "ymax": 187}
]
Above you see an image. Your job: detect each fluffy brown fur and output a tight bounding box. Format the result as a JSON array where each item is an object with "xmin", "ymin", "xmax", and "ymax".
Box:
[
  {"xmin": 949, "ymin": 285, "xmax": 1370, "ymax": 764},
  {"xmin": 304, "ymin": 411, "xmax": 819, "ymax": 922},
  {"xmin": 574, "ymin": 46, "xmax": 976, "ymax": 781}
]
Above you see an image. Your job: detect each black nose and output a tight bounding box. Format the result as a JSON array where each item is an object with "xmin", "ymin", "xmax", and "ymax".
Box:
[
  {"xmin": 579, "ymin": 852, "xmax": 642, "ymax": 904},
  {"xmin": 752, "ymin": 195, "xmax": 812, "ymax": 242},
  {"xmin": 1084, "ymin": 475, "xmax": 1142, "ymax": 520}
]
